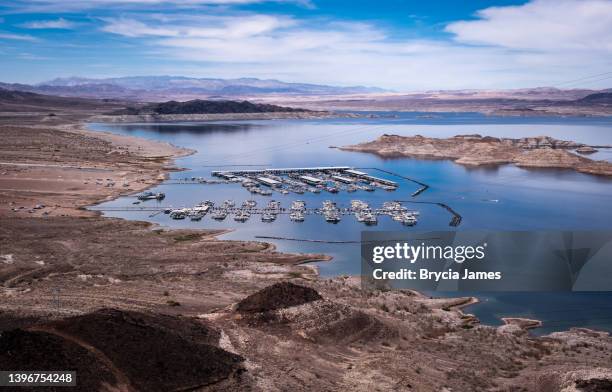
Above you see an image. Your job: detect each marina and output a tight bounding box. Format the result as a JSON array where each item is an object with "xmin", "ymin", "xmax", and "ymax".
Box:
[
  {"xmin": 94, "ymin": 198, "xmax": 421, "ymax": 226},
  {"xmin": 89, "ymin": 114, "xmax": 612, "ymax": 334},
  {"xmin": 210, "ymin": 166, "xmax": 401, "ymax": 196}
]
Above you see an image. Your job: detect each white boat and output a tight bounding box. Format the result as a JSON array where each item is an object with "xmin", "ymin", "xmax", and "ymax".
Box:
[
  {"xmin": 267, "ymin": 200, "xmax": 281, "ymax": 209},
  {"xmin": 242, "ymin": 200, "xmax": 257, "ymax": 208},
  {"xmin": 324, "ymin": 211, "xmax": 341, "ymax": 223},
  {"xmin": 363, "ymin": 213, "xmax": 377, "ymax": 225},
  {"xmin": 351, "ymin": 200, "xmax": 368, "ymax": 210},
  {"xmin": 138, "ymin": 191, "xmax": 165, "ymax": 201},
  {"xmin": 234, "ymin": 211, "xmax": 250, "ymax": 222},
  {"xmin": 393, "ymin": 213, "xmax": 417, "ymax": 226},
  {"xmin": 322, "ymin": 200, "xmax": 335, "ymax": 209},
  {"xmin": 290, "ymin": 211, "xmax": 305, "ymax": 222},
  {"xmin": 169, "ymin": 208, "xmax": 188, "ymax": 220},
  {"xmin": 291, "ymin": 200, "xmax": 306, "ymax": 210},
  {"xmin": 211, "ymin": 210, "xmax": 227, "ymax": 220},
  {"xmin": 190, "ymin": 213, "xmax": 204, "ymax": 221},
  {"xmin": 261, "ymin": 213, "xmax": 276, "ymax": 222}
]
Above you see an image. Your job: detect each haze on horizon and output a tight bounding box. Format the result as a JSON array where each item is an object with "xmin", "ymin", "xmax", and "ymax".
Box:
[{"xmin": 0, "ymin": 0, "xmax": 611, "ymax": 91}]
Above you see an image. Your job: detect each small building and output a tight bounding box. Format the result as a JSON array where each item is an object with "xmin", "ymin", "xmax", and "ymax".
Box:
[
  {"xmin": 344, "ymin": 169, "xmax": 397, "ymax": 186},
  {"xmin": 299, "ymin": 175, "xmax": 326, "ymax": 185},
  {"xmin": 364, "ymin": 175, "xmax": 397, "ymax": 186},
  {"xmin": 344, "ymin": 169, "xmax": 368, "ymax": 177},
  {"xmin": 332, "ymin": 175, "xmax": 354, "ymax": 184},
  {"xmin": 257, "ymin": 177, "xmax": 282, "ymax": 187}
]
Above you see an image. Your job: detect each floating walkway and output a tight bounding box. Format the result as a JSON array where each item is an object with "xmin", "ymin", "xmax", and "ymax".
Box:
[
  {"xmin": 358, "ymin": 167, "xmax": 429, "ymax": 197},
  {"xmin": 395, "ymin": 200, "xmax": 462, "ymax": 227},
  {"xmin": 156, "ymin": 165, "xmax": 436, "ymax": 200}
]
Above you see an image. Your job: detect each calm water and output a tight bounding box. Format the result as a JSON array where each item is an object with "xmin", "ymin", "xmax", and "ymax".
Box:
[{"xmin": 89, "ymin": 112, "xmax": 612, "ymax": 334}]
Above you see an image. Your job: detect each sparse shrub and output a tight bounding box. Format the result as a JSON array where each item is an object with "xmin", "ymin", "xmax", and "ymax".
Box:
[{"xmin": 173, "ymin": 233, "xmax": 201, "ymax": 242}]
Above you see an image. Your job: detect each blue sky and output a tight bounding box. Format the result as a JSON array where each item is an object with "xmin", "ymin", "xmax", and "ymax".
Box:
[{"xmin": 0, "ymin": 0, "xmax": 611, "ymax": 90}]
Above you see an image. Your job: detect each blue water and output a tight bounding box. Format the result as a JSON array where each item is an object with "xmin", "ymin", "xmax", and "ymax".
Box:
[{"xmin": 88, "ymin": 112, "xmax": 612, "ymax": 334}]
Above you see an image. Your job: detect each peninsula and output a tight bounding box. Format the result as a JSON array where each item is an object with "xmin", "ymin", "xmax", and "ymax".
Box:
[
  {"xmin": 94, "ymin": 98, "xmax": 345, "ymax": 122},
  {"xmin": 341, "ymin": 134, "xmax": 612, "ymax": 176}
]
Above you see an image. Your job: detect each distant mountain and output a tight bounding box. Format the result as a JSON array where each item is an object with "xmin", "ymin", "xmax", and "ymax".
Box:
[
  {"xmin": 576, "ymin": 92, "xmax": 612, "ymax": 104},
  {"xmin": 0, "ymin": 87, "xmax": 124, "ymax": 112},
  {"xmin": 421, "ymin": 87, "xmax": 600, "ymax": 101},
  {"xmin": 114, "ymin": 99, "xmax": 307, "ymax": 115},
  {"xmin": 0, "ymin": 82, "xmax": 137, "ymax": 100},
  {"xmin": 0, "ymin": 76, "xmax": 384, "ymax": 101}
]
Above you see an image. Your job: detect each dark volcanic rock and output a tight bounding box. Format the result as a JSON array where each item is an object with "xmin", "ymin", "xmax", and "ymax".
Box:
[
  {"xmin": 0, "ymin": 309, "xmax": 245, "ymax": 392},
  {"xmin": 113, "ymin": 99, "xmax": 306, "ymax": 115},
  {"xmin": 0, "ymin": 328, "xmax": 117, "ymax": 392},
  {"xmin": 575, "ymin": 378, "xmax": 612, "ymax": 392},
  {"xmin": 236, "ymin": 282, "xmax": 323, "ymax": 313}
]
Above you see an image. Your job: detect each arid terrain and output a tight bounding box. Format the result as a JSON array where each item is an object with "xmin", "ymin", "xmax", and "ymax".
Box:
[
  {"xmin": 262, "ymin": 90, "xmax": 612, "ymax": 117},
  {"xmin": 340, "ymin": 134, "xmax": 612, "ymax": 177},
  {"xmin": 1, "ymin": 95, "xmax": 612, "ymax": 391},
  {"xmin": 3, "ymin": 80, "xmax": 612, "ymax": 117}
]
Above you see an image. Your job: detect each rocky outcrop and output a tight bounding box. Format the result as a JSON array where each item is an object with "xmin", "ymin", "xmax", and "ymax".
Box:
[
  {"xmin": 341, "ymin": 134, "xmax": 612, "ymax": 176},
  {"xmin": 0, "ymin": 309, "xmax": 245, "ymax": 392},
  {"xmin": 91, "ymin": 111, "xmax": 341, "ymax": 123},
  {"xmin": 236, "ymin": 282, "xmax": 322, "ymax": 313},
  {"xmin": 576, "ymin": 146, "xmax": 598, "ymax": 154}
]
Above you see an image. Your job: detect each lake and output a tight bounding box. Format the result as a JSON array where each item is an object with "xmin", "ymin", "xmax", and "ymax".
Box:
[{"xmin": 89, "ymin": 112, "xmax": 612, "ymax": 334}]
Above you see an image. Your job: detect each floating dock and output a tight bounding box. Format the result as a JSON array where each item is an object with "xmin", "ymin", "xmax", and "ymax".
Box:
[
  {"xmin": 212, "ymin": 166, "xmax": 351, "ymax": 176},
  {"xmin": 331, "ymin": 175, "xmax": 354, "ymax": 183},
  {"xmin": 345, "ymin": 169, "xmax": 398, "ymax": 186},
  {"xmin": 211, "ymin": 166, "xmax": 400, "ymax": 195},
  {"xmin": 256, "ymin": 177, "xmax": 282, "ymax": 187},
  {"xmin": 299, "ymin": 175, "xmax": 326, "ymax": 185}
]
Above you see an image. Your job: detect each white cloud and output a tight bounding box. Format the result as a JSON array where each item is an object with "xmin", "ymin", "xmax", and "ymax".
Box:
[
  {"xmin": 97, "ymin": 5, "xmax": 612, "ymax": 89},
  {"xmin": 101, "ymin": 14, "xmax": 294, "ymax": 38},
  {"xmin": 0, "ymin": 32, "xmax": 38, "ymax": 41},
  {"xmin": 6, "ymin": 0, "xmax": 612, "ymax": 89},
  {"xmin": 7, "ymin": 0, "xmax": 312, "ymax": 13},
  {"xmin": 22, "ymin": 17, "xmax": 75, "ymax": 29},
  {"xmin": 18, "ymin": 52, "xmax": 48, "ymax": 60},
  {"xmin": 446, "ymin": 0, "xmax": 612, "ymax": 52}
]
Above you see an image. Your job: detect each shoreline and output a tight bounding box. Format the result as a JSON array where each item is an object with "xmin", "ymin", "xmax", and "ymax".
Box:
[
  {"xmin": 89, "ymin": 110, "xmax": 363, "ymax": 123},
  {"xmin": 9, "ymin": 118, "xmax": 611, "ymax": 334},
  {"xmin": 80, "ymin": 121, "xmax": 546, "ymax": 332}
]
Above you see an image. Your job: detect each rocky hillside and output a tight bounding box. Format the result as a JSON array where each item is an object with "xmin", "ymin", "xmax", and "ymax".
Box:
[
  {"xmin": 577, "ymin": 92, "xmax": 612, "ymax": 104},
  {"xmin": 341, "ymin": 134, "xmax": 612, "ymax": 176},
  {"xmin": 112, "ymin": 99, "xmax": 307, "ymax": 115}
]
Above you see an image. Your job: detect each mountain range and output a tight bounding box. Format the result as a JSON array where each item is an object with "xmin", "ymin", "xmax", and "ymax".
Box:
[{"xmin": 0, "ymin": 76, "xmax": 387, "ymax": 101}]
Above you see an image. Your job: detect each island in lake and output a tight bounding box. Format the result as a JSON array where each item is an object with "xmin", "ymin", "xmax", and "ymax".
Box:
[{"xmin": 340, "ymin": 134, "xmax": 612, "ymax": 176}]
